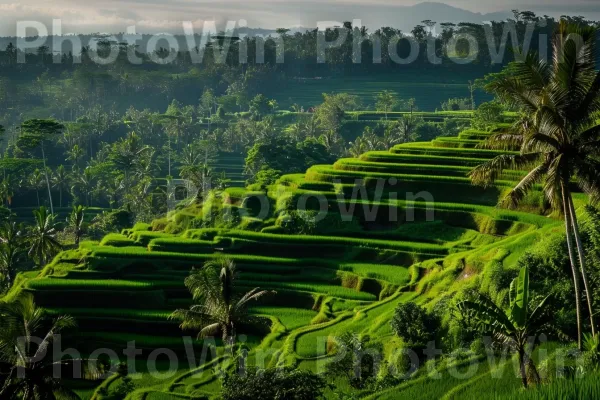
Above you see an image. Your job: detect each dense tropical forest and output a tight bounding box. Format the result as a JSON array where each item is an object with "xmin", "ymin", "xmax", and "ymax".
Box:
[{"xmin": 2, "ymin": 9, "xmax": 600, "ymax": 399}]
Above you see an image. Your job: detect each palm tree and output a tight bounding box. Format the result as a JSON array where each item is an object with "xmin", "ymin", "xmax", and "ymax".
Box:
[
  {"xmin": 0, "ymin": 294, "xmax": 91, "ymax": 399},
  {"xmin": 27, "ymin": 169, "xmax": 44, "ymax": 207},
  {"xmin": 51, "ymin": 165, "xmax": 70, "ymax": 208},
  {"xmin": 458, "ymin": 265, "xmax": 550, "ymax": 388},
  {"xmin": 65, "ymin": 144, "xmax": 84, "ymax": 168},
  {"xmin": 170, "ymin": 258, "xmax": 275, "ymax": 350},
  {"xmin": 0, "ymin": 221, "xmax": 24, "ymax": 290},
  {"xmin": 0, "ymin": 175, "xmax": 14, "ymax": 208},
  {"xmin": 469, "ymin": 23, "xmax": 600, "ymax": 348},
  {"xmin": 180, "ymin": 163, "xmax": 213, "ymax": 202},
  {"xmin": 28, "ymin": 206, "xmax": 61, "ymax": 267},
  {"xmin": 67, "ymin": 205, "xmax": 86, "ymax": 247},
  {"xmin": 71, "ymin": 168, "xmax": 96, "ymax": 207}
]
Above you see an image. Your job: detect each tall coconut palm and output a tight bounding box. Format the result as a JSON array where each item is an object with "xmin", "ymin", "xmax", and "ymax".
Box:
[
  {"xmin": 28, "ymin": 206, "xmax": 61, "ymax": 267},
  {"xmin": 469, "ymin": 22, "xmax": 600, "ymax": 348},
  {"xmin": 170, "ymin": 258, "xmax": 275, "ymax": 350},
  {"xmin": 0, "ymin": 294, "xmax": 92, "ymax": 399}
]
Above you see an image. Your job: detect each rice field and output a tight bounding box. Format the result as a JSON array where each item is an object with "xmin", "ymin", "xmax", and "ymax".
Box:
[
  {"xmin": 13, "ymin": 120, "xmax": 569, "ymax": 399},
  {"xmin": 266, "ymin": 74, "xmax": 492, "ymax": 110}
]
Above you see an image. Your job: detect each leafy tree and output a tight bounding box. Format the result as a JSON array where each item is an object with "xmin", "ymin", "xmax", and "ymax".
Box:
[
  {"xmin": 170, "ymin": 258, "xmax": 274, "ymax": 350},
  {"xmin": 471, "ymin": 101, "xmax": 505, "ymax": 130},
  {"xmin": 414, "ymin": 121, "xmax": 443, "ymax": 142},
  {"xmin": 221, "ymin": 366, "xmax": 327, "ymax": 400},
  {"xmin": 248, "ymin": 167, "xmax": 281, "ymax": 191},
  {"xmin": 471, "ymin": 23, "xmax": 600, "ymax": 347},
  {"xmin": 0, "ymin": 294, "xmax": 92, "ymax": 399},
  {"xmin": 315, "ymin": 98, "xmax": 344, "ymax": 138},
  {"xmin": 17, "ymin": 119, "xmax": 64, "ymax": 215},
  {"xmin": 375, "ymin": 90, "xmax": 398, "ymax": 119},
  {"xmin": 28, "ymin": 206, "xmax": 61, "ymax": 267},
  {"xmin": 245, "ymin": 137, "xmax": 332, "ymax": 178},
  {"xmin": 320, "ymin": 93, "xmax": 361, "ymax": 112},
  {"xmin": 391, "ymin": 302, "xmax": 439, "ymax": 346},
  {"xmin": 249, "ymin": 94, "xmax": 272, "ymax": 120},
  {"xmin": 457, "ymin": 265, "xmax": 550, "ymax": 388},
  {"xmin": 441, "ymin": 98, "xmax": 471, "ymax": 111}
]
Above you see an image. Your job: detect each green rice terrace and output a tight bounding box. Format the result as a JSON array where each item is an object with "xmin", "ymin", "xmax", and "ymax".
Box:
[{"xmin": 6, "ymin": 123, "xmax": 589, "ymax": 399}]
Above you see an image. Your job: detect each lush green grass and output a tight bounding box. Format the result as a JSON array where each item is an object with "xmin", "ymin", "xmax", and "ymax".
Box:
[
  {"xmin": 241, "ymin": 281, "xmax": 376, "ymax": 301},
  {"xmin": 218, "ymin": 229, "xmax": 450, "ymax": 255},
  {"xmin": 250, "ymin": 307, "xmax": 318, "ymax": 331},
  {"xmin": 99, "ymin": 233, "xmax": 137, "ymax": 247},
  {"xmin": 342, "ymin": 263, "xmax": 410, "ymax": 286},
  {"xmin": 391, "ymin": 143, "xmax": 519, "ymax": 158},
  {"xmin": 360, "ymin": 151, "xmax": 491, "ymax": 167},
  {"xmin": 27, "ymin": 278, "xmax": 156, "ymax": 290}
]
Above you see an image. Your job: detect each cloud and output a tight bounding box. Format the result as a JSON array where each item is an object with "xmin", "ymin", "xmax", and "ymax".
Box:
[{"xmin": 0, "ymin": 1, "xmax": 598, "ymax": 37}]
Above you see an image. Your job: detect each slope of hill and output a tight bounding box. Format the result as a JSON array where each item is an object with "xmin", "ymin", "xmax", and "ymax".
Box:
[{"xmin": 8, "ymin": 124, "xmax": 566, "ymax": 398}]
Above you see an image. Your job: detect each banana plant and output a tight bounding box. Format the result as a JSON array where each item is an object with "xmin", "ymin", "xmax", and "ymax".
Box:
[{"xmin": 458, "ymin": 265, "xmax": 550, "ymax": 388}]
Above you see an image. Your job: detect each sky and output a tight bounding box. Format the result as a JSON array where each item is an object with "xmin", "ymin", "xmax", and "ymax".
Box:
[{"xmin": 1, "ymin": 0, "xmax": 599, "ymax": 37}]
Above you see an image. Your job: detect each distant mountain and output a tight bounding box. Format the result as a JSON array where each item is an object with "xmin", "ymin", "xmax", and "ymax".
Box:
[{"xmin": 294, "ymin": 1, "xmax": 513, "ymax": 33}]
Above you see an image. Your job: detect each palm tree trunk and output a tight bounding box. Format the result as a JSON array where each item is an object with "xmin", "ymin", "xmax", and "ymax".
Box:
[
  {"xmin": 59, "ymin": 188, "xmax": 63, "ymax": 208},
  {"xmin": 568, "ymin": 194, "xmax": 596, "ymax": 336},
  {"xmin": 40, "ymin": 144, "xmax": 54, "ymax": 215},
  {"xmin": 36, "ymin": 190, "xmax": 40, "ymax": 207},
  {"xmin": 563, "ymin": 183, "xmax": 583, "ymax": 350}
]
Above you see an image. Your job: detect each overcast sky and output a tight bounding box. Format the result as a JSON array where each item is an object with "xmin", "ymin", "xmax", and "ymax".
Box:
[{"xmin": 1, "ymin": 0, "xmax": 599, "ymax": 36}]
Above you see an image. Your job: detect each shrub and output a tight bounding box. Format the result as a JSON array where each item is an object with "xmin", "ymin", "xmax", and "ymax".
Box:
[
  {"xmin": 471, "ymin": 101, "xmax": 505, "ymax": 130},
  {"xmin": 391, "ymin": 302, "xmax": 439, "ymax": 346},
  {"xmin": 221, "ymin": 366, "xmax": 327, "ymax": 400},
  {"xmin": 326, "ymin": 332, "xmax": 382, "ymax": 389}
]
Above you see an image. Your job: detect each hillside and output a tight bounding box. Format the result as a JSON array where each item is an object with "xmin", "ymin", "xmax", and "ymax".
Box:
[{"xmin": 9, "ymin": 125, "xmax": 569, "ymax": 398}]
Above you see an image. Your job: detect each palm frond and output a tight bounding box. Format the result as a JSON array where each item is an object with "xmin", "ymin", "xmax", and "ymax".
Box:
[
  {"xmin": 235, "ymin": 288, "xmax": 276, "ymax": 311},
  {"xmin": 198, "ymin": 322, "xmax": 221, "ymax": 339},
  {"xmin": 469, "ymin": 153, "xmax": 540, "ymax": 187},
  {"xmin": 501, "ymin": 162, "xmax": 548, "ymax": 209},
  {"xmin": 477, "ymin": 132, "xmax": 523, "ymax": 150}
]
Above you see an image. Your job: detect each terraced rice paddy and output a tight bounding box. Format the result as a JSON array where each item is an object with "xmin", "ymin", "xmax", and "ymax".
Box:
[{"xmin": 17, "ymin": 124, "xmax": 566, "ymax": 399}]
